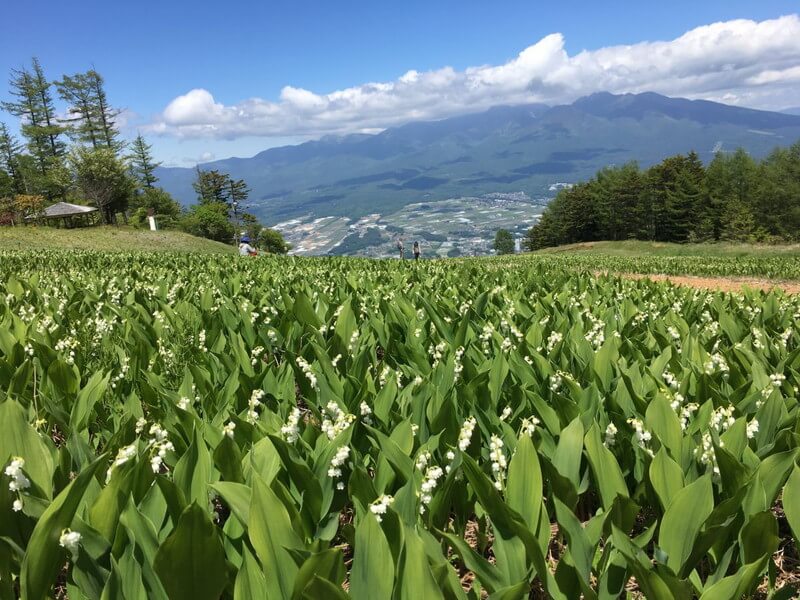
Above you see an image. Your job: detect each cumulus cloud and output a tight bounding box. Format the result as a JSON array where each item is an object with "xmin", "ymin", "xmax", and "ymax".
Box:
[{"xmin": 149, "ymin": 15, "xmax": 800, "ymax": 140}]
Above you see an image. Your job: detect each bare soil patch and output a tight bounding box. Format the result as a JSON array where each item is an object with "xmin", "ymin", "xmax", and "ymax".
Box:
[{"xmin": 598, "ymin": 271, "xmax": 800, "ymax": 294}]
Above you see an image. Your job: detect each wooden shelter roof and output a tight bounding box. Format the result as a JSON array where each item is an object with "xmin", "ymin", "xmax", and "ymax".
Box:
[{"xmin": 33, "ymin": 202, "xmax": 99, "ymax": 219}]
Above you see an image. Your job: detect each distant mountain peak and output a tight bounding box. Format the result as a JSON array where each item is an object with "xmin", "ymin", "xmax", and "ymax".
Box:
[
  {"xmin": 570, "ymin": 91, "xmax": 800, "ymax": 128},
  {"xmin": 155, "ymin": 91, "xmax": 800, "ymax": 233}
]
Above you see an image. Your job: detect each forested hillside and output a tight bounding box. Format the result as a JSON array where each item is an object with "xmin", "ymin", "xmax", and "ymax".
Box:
[{"xmin": 525, "ymin": 142, "xmax": 800, "ymax": 249}]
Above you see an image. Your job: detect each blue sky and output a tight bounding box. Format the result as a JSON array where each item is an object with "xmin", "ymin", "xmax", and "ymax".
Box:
[{"xmin": 1, "ymin": 0, "xmax": 799, "ymax": 166}]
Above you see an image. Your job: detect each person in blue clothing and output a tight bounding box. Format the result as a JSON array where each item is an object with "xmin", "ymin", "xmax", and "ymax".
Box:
[{"xmin": 238, "ymin": 235, "xmax": 257, "ymax": 256}]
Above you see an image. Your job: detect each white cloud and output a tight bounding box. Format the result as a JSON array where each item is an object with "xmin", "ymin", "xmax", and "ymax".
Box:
[{"xmin": 149, "ymin": 15, "xmax": 800, "ymax": 140}]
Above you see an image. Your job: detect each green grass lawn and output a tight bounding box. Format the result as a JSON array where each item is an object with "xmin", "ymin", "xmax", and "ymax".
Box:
[
  {"xmin": 534, "ymin": 240, "xmax": 800, "ymax": 258},
  {"xmin": 0, "ymin": 225, "xmax": 236, "ymax": 254}
]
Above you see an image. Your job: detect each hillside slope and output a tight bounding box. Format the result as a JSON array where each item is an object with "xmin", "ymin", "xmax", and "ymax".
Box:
[{"xmin": 0, "ymin": 226, "xmax": 236, "ymax": 254}]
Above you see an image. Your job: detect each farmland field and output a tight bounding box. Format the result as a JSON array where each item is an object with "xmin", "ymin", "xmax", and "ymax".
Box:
[{"xmin": 1, "ymin": 249, "xmax": 800, "ymax": 599}]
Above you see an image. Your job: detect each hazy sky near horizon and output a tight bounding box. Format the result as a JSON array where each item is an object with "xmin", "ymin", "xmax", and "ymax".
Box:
[{"xmin": 1, "ymin": 0, "xmax": 799, "ymax": 166}]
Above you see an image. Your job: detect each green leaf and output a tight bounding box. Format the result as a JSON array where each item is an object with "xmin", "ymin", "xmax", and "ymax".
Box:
[
  {"xmin": 552, "ymin": 417, "xmax": 584, "ymax": 491},
  {"xmin": 153, "ymin": 503, "xmax": 229, "ymax": 600},
  {"xmin": 20, "ymin": 456, "xmax": 105, "ymax": 600},
  {"xmin": 398, "ymin": 524, "xmax": 443, "ymax": 600},
  {"xmin": 783, "ymin": 464, "xmax": 800, "ymax": 543},
  {"xmin": 210, "ymin": 481, "xmax": 251, "ymax": 526},
  {"xmin": 645, "ymin": 395, "xmax": 682, "ymax": 457},
  {"xmin": 699, "ymin": 556, "xmax": 768, "ymax": 600},
  {"xmin": 659, "ymin": 475, "xmax": 713, "ymax": 576},
  {"xmin": 440, "ymin": 531, "xmax": 507, "ymax": 593},
  {"xmin": 583, "ymin": 423, "xmax": 628, "ymax": 508},
  {"xmin": 293, "ymin": 292, "xmax": 322, "ymax": 328},
  {"xmin": 553, "ymin": 497, "xmax": 593, "ymax": 585},
  {"xmin": 234, "ymin": 547, "xmax": 267, "ymax": 600},
  {"xmin": 738, "ymin": 511, "xmax": 778, "ymax": 564},
  {"xmin": 69, "ymin": 371, "xmax": 110, "ymax": 433},
  {"xmin": 300, "ymin": 576, "xmax": 349, "ymax": 599},
  {"xmin": 0, "ymin": 399, "xmax": 54, "ymax": 498},
  {"xmin": 89, "ymin": 455, "xmax": 138, "ymax": 541},
  {"xmin": 173, "ymin": 426, "xmax": 213, "ymax": 507},
  {"xmin": 460, "ymin": 455, "xmax": 564, "ymax": 599},
  {"xmin": 506, "ymin": 434, "xmax": 542, "ymax": 531},
  {"xmin": 649, "ymin": 447, "xmax": 684, "ymax": 512},
  {"xmin": 611, "ymin": 525, "xmax": 681, "ymax": 600},
  {"xmin": 249, "ymin": 476, "xmax": 302, "ymax": 598},
  {"xmin": 291, "ymin": 548, "xmax": 345, "ymax": 599},
  {"xmin": 488, "ymin": 580, "xmax": 530, "ymax": 600},
  {"xmin": 488, "ymin": 354, "xmax": 509, "ymax": 406}
]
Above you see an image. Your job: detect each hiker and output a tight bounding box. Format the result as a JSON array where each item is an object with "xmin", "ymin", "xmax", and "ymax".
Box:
[
  {"xmin": 396, "ymin": 238, "xmax": 405, "ymax": 260},
  {"xmin": 413, "ymin": 241, "xmax": 421, "ymax": 261},
  {"xmin": 238, "ymin": 235, "xmax": 257, "ymax": 256}
]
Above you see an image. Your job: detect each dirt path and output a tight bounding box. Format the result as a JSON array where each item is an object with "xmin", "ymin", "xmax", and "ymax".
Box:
[{"xmin": 597, "ymin": 271, "xmax": 800, "ymax": 294}]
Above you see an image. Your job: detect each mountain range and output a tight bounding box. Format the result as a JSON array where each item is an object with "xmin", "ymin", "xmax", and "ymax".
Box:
[{"xmin": 156, "ymin": 92, "xmax": 800, "ymax": 226}]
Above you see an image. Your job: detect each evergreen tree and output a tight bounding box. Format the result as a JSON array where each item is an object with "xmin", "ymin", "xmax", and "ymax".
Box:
[
  {"xmin": 700, "ymin": 153, "xmax": 730, "ymax": 240},
  {"xmin": 193, "ymin": 168, "xmax": 232, "ymax": 204},
  {"xmin": 56, "ymin": 72, "xmax": 101, "ymax": 148},
  {"xmin": 720, "ymin": 196, "xmax": 756, "ymax": 242},
  {"xmin": 56, "ymin": 69, "xmax": 122, "ymax": 152},
  {"xmin": 524, "ymin": 210, "xmax": 560, "ymax": 251},
  {"xmin": 665, "ymin": 169, "xmax": 701, "ymax": 242},
  {"xmin": 127, "ymin": 133, "xmax": 161, "ymax": 189},
  {"xmin": 753, "ymin": 143, "xmax": 800, "ymax": 239},
  {"xmin": 560, "ymin": 183, "xmax": 599, "ymax": 243},
  {"xmin": 525, "ymin": 141, "xmax": 799, "ymax": 248},
  {"xmin": 2, "ymin": 59, "xmax": 66, "ymax": 176},
  {"xmin": 29, "ymin": 58, "xmax": 66, "ymax": 161},
  {"xmin": 86, "ymin": 70, "xmax": 123, "ymax": 151},
  {"xmin": 0, "ymin": 123, "xmax": 26, "ymax": 193},
  {"xmin": 615, "ymin": 162, "xmax": 645, "ymax": 238},
  {"xmin": 0, "ymin": 168, "xmax": 12, "ymax": 200}
]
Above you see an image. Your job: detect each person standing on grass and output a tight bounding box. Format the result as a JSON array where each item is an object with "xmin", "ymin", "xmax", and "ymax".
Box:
[
  {"xmin": 413, "ymin": 241, "xmax": 421, "ymax": 261},
  {"xmin": 396, "ymin": 238, "xmax": 405, "ymax": 260}
]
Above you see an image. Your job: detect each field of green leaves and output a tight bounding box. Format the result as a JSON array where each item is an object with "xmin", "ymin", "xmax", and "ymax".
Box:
[
  {"xmin": 526, "ymin": 252, "xmax": 800, "ymax": 281},
  {"xmin": 1, "ymin": 249, "xmax": 800, "ymax": 599}
]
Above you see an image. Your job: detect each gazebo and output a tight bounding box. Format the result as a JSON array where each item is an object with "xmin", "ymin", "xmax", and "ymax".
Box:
[{"xmin": 28, "ymin": 202, "xmax": 100, "ymax": 228}]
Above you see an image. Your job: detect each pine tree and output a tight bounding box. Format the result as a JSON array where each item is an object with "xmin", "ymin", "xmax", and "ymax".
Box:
[{"xmin": 127, "ymin": 133, "xmax": 161, "ymax": 189}]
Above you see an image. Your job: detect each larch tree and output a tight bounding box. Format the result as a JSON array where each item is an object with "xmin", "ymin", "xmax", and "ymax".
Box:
[
  {"xmin": 56, "ymin": 72, "xmax": 101, "ymax": 148},
  {"xmin": 127, "ymin": 133, "xmax": 161, "ymax": 189},
  {"xmin": 56, "ymin": 69, "xmax": 123, "ymax": 153},
  {"xmin": 2, "ymin": 58, "xmax": 67, "ymax": 198},
  {"xmin": 30, "ymin": 58, "xmax": 66, "ymax": 161},
  {"xmin": 86, "ymin": 69, "xmax": 123, "ymax": 152},
  {"xmin": 193, "ymin": 168, "xmax": 232, "ymax": 204}
]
